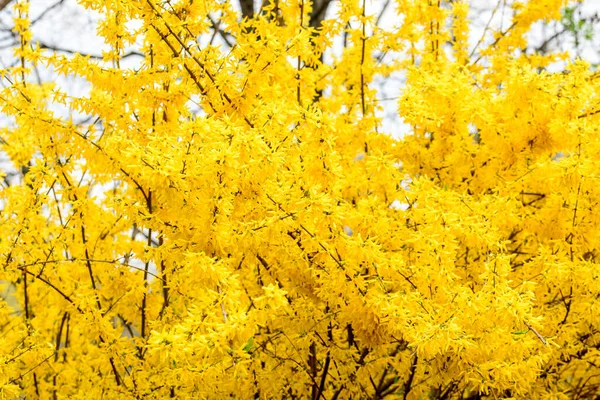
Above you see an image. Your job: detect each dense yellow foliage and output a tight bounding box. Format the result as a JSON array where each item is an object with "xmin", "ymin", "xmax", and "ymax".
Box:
[{"xmin": 0, "ymin": 0, "xmax": 599, "ymax": 398}]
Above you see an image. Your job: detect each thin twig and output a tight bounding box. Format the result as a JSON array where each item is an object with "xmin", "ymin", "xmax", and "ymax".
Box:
[{"xmin": 524, "ymin": 320, "xmax": 547, "ymax": 345}]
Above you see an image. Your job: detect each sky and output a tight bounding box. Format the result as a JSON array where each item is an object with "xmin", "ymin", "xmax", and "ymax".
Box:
[{"xmin": 0, "ymin": 0, "xmax": 599, "ymax": 156}]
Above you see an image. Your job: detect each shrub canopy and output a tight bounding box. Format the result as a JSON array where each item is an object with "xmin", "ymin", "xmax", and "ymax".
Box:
[{"xmin": 1, "ymin": 0, "xmax": 600, "ymax": 398}]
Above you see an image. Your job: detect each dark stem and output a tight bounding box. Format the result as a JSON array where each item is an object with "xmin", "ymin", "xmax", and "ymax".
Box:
[
  {"xmin": 141, "ymin": 190, "xmax": 152, "ymax": 340},
  {"xmin": 316, "ymin": 352, "xmax": 331, "ymax": 399},
  {"xmin": 403, "ymin": 354, "xmax": 418, "ymax": 400},
  {"xmin": 309, "ymin": 342, "xmax": 318, "ymax": 400}
]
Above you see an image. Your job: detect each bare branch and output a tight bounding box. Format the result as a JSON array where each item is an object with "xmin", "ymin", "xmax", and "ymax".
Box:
[{"xmin": 0, "ymin": 0, "xmax": 12, "ymax": 13}]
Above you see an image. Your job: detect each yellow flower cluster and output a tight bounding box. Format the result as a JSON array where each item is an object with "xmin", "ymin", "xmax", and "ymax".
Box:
[{"xmin": 0, "ymin": 0, "xmax": 598, "ymax": 398}]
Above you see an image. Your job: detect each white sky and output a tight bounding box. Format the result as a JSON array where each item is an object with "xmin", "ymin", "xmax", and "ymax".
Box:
[{"xmin": 0, "ymin": 0, "xmax": 598, "ymax": 159}]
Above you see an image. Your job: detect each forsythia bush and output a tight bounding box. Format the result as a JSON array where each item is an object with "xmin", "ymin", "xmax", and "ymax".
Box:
[{"xmin": 0, "ymin": 0, "xmax": 599, "ymax": 397}]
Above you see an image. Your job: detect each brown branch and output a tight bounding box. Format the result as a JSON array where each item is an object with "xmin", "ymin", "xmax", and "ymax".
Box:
[
  {"xmin": 524, "ymin": 321, "xmax": 547, "ymax": 345},
  {"xmin": 471, "ymin": 21, "xmax": 518, "ymax": 66},
  {"xmin": 52, "ymin": 311, "xmax": 69, "ymax": 397},
  {"xmin": 309, "ymin": 342, "xmax": 318, "ymax": 400},
  {"xmin": 309, "ymin": 0, "xmax": 332, "ymax": 28},
  {"xmin": 403, "ymin": 354, "xmax": 418, "ymax": 400},
  {"xmin": 22, "ymin": 267, "xmax": 125, "ymax": 387},
  {"xmin": 22, "ymin": 268, "xmax": 31, "ymax": 323},
  {"xmin": 81, "ymin": 224, "xmax": 103, "ymax": 311},
  {"xmin": 578, "ymin": 108, "xmax": 600, "ymax": 119},
  {"xmin": 22, "ymin": 266, "xmax": 39, "ymax": 394},
  {"xmin": 371, "ymin": 363, "xmax": 397, "ymax": 398},
  {"xmin": 54, "ymin": 312, "xmax": 69, "ymax": 362},
  {"xmin": 37, "ymin": 41, "xmax": 143, "ymax": 60},
  {"xmin": 7, "ymin": 352, "xmax": 55, "ymax": 387},
  {"xmin": 146, "ymin": 0, "xmax": 255, "ymax": 128},
  {"xmin": 58, "ymin": 168, "xmax": 103, "ymax": 312},
  {"xmin": 158, "ymin": 255, "xmax": 170, "ymax": 318},
  {"xmin": 359, "ymin": 0, "xmax": 366, "ymax": 117},
  {"xmin": 141, "ymin": 190, "xmax": 152, "ymax": 340},
  {"xmin": 0, "ymin": 0, "xmax": 12, "ymax": 12},
  {"xmin": 207, "ymin": 14, "xmax": 234, "ymax": 47},
  {"xmin": 297, "ymin": 0, "xmax": 304, "ymax": 105},
  {"xmin": 21, "ymin": 269, "xmax": 84, "ymax": 315},
  {"xmin": 239, "ymin": 0, "xmax": 254, "ymax": 20},
  {"xmin": 316, "ymin": 351, "xmax": 331, "ymax": 399}
]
